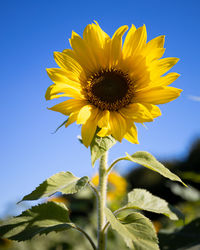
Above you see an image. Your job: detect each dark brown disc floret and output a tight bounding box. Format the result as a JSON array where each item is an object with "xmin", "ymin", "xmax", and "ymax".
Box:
[{"xmin": 84, "ymin": 68, "xmax": 135, "ymax": 111}]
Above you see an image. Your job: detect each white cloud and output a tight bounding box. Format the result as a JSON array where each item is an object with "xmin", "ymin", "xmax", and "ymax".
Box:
[{"xmin": 188, "ymin": 95, "xmax": 200, "ymax": 102}]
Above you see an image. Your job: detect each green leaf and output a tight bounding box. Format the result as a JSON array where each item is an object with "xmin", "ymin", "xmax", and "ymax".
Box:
[
  {"xmin": 168, "ymin": 183, "xmax": 200, "ymax": 202},
  {"xmin": 90, "ymin": 133, "xmax": 116, "ymax": 166},
  {"xmin": 159, "ymin": 218, "xmax": 200, "ymax": 250},
  {"xmin": 125, "ymin": 151, "xmax": 186, "ymax": 186},
  {"xmin": 105, "ymin": 207, "xmax": 159, "ymax": 250},
  {"xmin": 0, "ymin": 202, "xmax": 74, "ymax": 241},
  {"xmin": 125, "ymin": 188, "xmax": 182, "ymax": 220},
  {"xmin": 52, "ymin": 119, "xmax": 68, "ymax": 134},
  {"xmin": 181, "ymin": 171, "xmax": 200, "ymax": 183},
  {"xmin": 20, "ymin": 172, "xmax": 89, "ymax": 202}
]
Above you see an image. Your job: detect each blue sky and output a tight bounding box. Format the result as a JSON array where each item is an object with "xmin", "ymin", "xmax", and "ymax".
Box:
[{"xmin": 1, "ymin": 0, "xmax": 200, "ymax": 217}]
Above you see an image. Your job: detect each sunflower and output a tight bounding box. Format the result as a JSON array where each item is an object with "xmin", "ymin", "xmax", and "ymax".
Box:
[
  {"xmin": 91, "ymin": 171, "xmax": 127, "ymax": 201},
  {"xmin": 46, "ymin": 21, "xmax": 182, "ymax": 147}
]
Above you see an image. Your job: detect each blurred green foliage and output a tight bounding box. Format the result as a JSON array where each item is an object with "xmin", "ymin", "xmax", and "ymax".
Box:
[{"xmin": 1, "ymin": 139, "xmax": 200, "ymax": 250}]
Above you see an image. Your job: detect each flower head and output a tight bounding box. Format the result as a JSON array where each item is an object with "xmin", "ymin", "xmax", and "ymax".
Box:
[{"xmin": 46, "ymin": 21, "xmax": 182, "ymax": 147}]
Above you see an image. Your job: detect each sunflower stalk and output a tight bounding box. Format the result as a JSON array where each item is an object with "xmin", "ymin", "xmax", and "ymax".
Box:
[{"xmin": 98, "ymin": 152, "xmax": 108, "ymax": 250}]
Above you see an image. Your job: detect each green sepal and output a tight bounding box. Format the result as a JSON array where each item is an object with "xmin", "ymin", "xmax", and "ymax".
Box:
[
  {"xmin": 124, "ymin": 151, "xmax": 186, "ymax": 186},
  {"xmin": 159, "ymin": 218, "xmax": 200, "ymax": 250},
  {"xmin": 124, "ymin": 188, "xmax": 183, "ymax": 220},
  {"xmin": 0, "ymin": 202, "xmax": 74, "ymax": 241},
  {"xmin": 105, "ymin": 207, "xmax": 159, "ymax": 250},
  {"xmin": 52, "ymin": 119, "xmax": 68, "ymax": 134},
  {"xmin": 19, "ymin": 172, "xmax": 89, "ymax": 202},
  {"xmin": 90, "ymin": 132, "xmax": 116, "ymax": 166}
]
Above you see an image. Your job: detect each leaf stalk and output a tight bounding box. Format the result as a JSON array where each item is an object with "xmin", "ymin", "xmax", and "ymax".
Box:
[{"xmin": 73, "ymin": 225, "xmax": 97, "ymax": 250}]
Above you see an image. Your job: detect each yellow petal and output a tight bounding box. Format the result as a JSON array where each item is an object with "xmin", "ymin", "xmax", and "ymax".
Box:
[
  {"xmin": 146, "ymin": 48, "xmax": 166, "ymax": 63},
  {"xmin": 46, "ymin": 68, "xmax": 82, "ymax": 86},
  {"xmin": 83, "ymin": 21, "xmax": 111, "ymax": 69},
  {"xmin": 48, "ymin": 99, "xmax": 87, "ymax": 116},
  {"xmin": 143, "ymin": 36, "xmax": 166, "ymax": 64},
  {"xmin": 110, "ymin": 112, "xmax": 127, "ymax": 142},
  {"xmin": 124, "ymin": 123, "xmax": 139, "ymax": 144},
  {"xmin": 97, "ymin": 127, "xmax": 111, "ymax": 137},
  {"xmin": 154, "ymin": 73, "xmax": 180, "ymax": 86},
  {"xmin": 81, "ymin": 108, "xmax": 99, "ymax": 147},
  {"xmin": 69, "ymin": 31, "xmax": 99, "ymax": 74},
  {"xmin": 110, "ymin": 25, "xmax": 128, "ymax": 67},
  {"xmin": 54, "ymin": 52, "xmax": 83, "ymax": 78},
  {"xmin": 45, "ymin": 83, "xmax": 83, "ymax": 100},
  {"xmin": 96, "ymin": 110, "xmax": 111, "ymax": 137},
  {"xmin": 134, "ymin": 86, "xmax": 182, "ymax": 104},
  {"xmin": 150, "ymin": 57, "xmax": 179, "ymax": 79},
  {"xmin": 82, "ymin": 23, "xmax": 108, "ymax": 69},
  {"xmin": 93, "ymin": 21, "xmax": 110, "ymax": 44},
  {"xmin": 119, "ymin": 103, "xmax": 154, "ymax": 122},
  {"xmin": 146, "ymin": 35, "xmax": 165, "ymax": 49},
  {"xmin": 123, "ymin": 24, "xmax": 136, "ymax": 55},
  {"xmin": 97, "ymin": 110, "xmax": 110, "ymax": 128},
  {"xmin": 60, "ymin": 49, "xmax": 87, "ymax": 82},
  {"xmin": 65, "ymin": 112, "xmax": 79, "ymax": 128},
  {"xmin": 123, "ymin": 24, "xmax": 147, "ymax": 58},
  {"xmin": 137, "ymin": 72, "xmax": 180, "ymax": 91},
  {"xmin": 77, "ymin": 105, "xmax": 93, "ymax": 124},
  {"xmin": 46, "ymin": 68, "xmax": 72, "ymax": 84},
  {"xmin": 141, "ymin": 104, "xmax": 161, "ymax": 118},
  {"xmin": 83, "ymin": 22, "xmax": 108, "ymax": 47}
]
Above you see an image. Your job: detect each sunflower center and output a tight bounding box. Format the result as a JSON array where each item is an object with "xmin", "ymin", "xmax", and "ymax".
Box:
[
  {"xmin": 91, "ymin": 71, "xmax": 128, "ymax": 103},
  {"xmin": 85, "ymin": 69, "xmax": 134, "ymax": 111}
]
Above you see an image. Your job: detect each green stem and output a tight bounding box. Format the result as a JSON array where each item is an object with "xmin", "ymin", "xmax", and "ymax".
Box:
[{"xmin": 98, "ymin": 152, "xmax": 108, "ymax": 250}]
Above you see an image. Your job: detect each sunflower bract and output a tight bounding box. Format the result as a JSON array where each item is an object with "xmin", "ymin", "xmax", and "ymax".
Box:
[{"xmin": 46, "ymin": 21, "xmax": 182, "ymax": 147}]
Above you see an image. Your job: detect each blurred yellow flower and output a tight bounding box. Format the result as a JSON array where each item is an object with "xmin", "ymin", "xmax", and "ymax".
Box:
[
  {"xmin": 46, "ymin": 21, "xmax": 182, "ymax": 147},
  {"xmin": 47, "ymin": 195, "xmax": 68, "ymax": 205},
  {"xmin": 0, "ymin": 238, "xmax": 11, "ymax": 248},
  {"xmin": 152, "ymin": 221, "xmax": 162, "ymax": 233},
  {"xmin": 92, "ymin": 171, "xmax": 127, "ymax": 201}
]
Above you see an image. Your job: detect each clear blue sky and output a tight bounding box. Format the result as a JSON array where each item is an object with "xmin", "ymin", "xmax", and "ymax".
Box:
[{"xmin": 1, "ymin": 0, "xmax": 200, "ymax": 217}]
